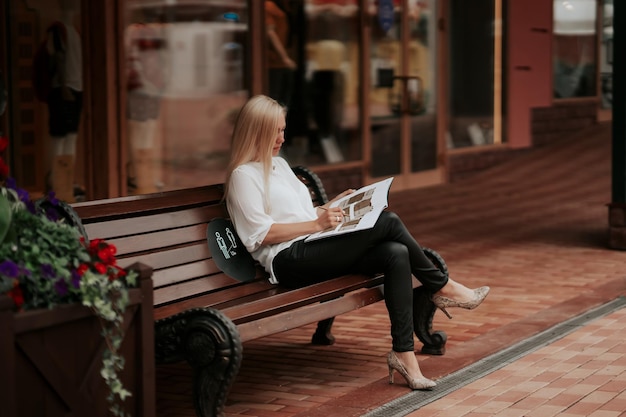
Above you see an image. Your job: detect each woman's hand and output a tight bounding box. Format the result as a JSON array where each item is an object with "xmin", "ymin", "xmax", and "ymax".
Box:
[
  {"xmin": 262, "ymin": 190, "xmax": 354, "ymax": 245},
  {"xmin": 330, "ymin": 189, "xmax": 356, "ymax": 204},
  {"xmin": 317, "ymin": 206, "xmax": 345, "ymax": 231}
]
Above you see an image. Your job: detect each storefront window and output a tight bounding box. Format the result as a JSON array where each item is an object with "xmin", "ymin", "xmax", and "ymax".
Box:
[
  {"xmin": 600, "ymin": 0, "xmax": 613, "ymax": 109},
  {"xmin": 125, "ymin": 0, "xmax": 249, "ymax": 194},
  {"xmin": 368, "ymin": 0, "xmax": 441, "ymax": 178},
  {"xmin": 447, "ymin": 0, "xmax": 504, "ymax": 148},
  {"xmin": 266, "ymin": 0, "xmax": 361, "ymax": 167},
  {"xmin": 5, "ymin": 0, "xmax": 85, "ymax": 202},
  {"xmin": 553, "ymin": 0, "xmax": 598, "ymax": 99}
]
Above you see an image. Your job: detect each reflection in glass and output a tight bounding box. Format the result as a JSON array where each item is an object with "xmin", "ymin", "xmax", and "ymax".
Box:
[
  {"xmin": 447, "ymin": 0, "xmax": 503, "ymax": 149},
  {"xmin": 369, "ymin": 0, "xmax": 404, "ymax": 177},
  {"xmin": 125, "ymin": 1, "xmax": 249, "ymax": 194},
  {"xmin": 369, "ymin": 0, "xmax": 439, "ymax": 177},
  {"xmin": 600, "ymin": 0, "xmax": 613, "ymax": 109},
  {"xmin": 553, "ymin": 0, "xmax": 598, "ymax": 99},
  {"xmin": 273, "ymin": 0, "xmax": 361, "ymax": 167},
  {"xmin": 6, "ymin": 0, "xmax": 85, "ymax": 201}
]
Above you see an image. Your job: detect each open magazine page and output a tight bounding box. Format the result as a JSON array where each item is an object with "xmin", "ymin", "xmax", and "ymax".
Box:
[{"xmin": 305, "ymin": 177, "xmax": 394, "ymax": 242}]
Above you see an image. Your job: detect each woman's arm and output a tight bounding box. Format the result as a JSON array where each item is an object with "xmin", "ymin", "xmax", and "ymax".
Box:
[
  {"xmin": 263, "ymin": 205, "xmax": 344, "ymax": 245},
  {"xmin": 263, "ymin": 189, "xmax": 354, "ymax": 245},
  {"xmin": 316, "ymin": 189, "xmax": 355, "ymax": 212},
  {"xmin": 267, "ymin": 28, "xmax": 296, "ymax": 69}
]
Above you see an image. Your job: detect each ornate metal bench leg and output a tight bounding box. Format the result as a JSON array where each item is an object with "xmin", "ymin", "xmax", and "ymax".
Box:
[
  {"xmin": 155, "ymin": 308, "xmax": 242, "ymax": 417},
  {"xmin": 413, "ymin": 247, "xmax": 449, "ymax": 355},
  {"xmin": 311, "ymin": 317, "xmax": 336, "ymax": 345},
  {"xmin": 413, "ymin": 286, "xmax": 447, "ymax": 355}
]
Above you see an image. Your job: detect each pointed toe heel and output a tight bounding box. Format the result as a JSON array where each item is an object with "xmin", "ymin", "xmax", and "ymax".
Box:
[
  {"xmin": 387, "ymin": 351, "xmax": 436, "ymax": 391},
  {"xmin": 432, "ymin": 286, "xmax": 490, "ymax": 319}
]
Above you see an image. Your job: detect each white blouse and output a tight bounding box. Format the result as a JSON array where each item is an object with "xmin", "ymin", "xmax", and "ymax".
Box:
[{"xmin": 226, "ymin": 157, "xmax": 318, "ymax": 283}]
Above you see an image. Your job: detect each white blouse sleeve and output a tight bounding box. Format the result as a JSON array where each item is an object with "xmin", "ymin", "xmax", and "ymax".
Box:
[{"xmin": 226, "ymin": 168, "xmax": 274, "ymax": 253}]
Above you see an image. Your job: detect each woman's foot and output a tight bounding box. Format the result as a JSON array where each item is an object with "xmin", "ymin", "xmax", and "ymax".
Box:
[
  {"xmin": 387, "ymin": 350, "xmax": 436, "ymax": 390},
  {"xmin": 432, "ymin": 281, "xmax": 490, "ymax": 319},
  {"xmin": 433, "ymin": 279, "xmax": 478, "ymax": 302}
]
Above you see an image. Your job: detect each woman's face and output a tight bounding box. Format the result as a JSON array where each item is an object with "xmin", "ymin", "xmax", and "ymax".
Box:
[{"xmin": 271, "ymin": 114, "xmax": 286, "ymax": 156}]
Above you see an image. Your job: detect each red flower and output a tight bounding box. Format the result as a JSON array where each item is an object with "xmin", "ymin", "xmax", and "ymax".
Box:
[
  {"xmin": 94, "ymin": 262, "xmax": 107, "ymax": 274},
  {"xmin": 77, "ymin": 263, "xmax": 89, "ymax": 276},
  {"xmin": 8, "ymin": 281, "xmax": 24, "ymax": 310},
  {"xmin": 97, "ymin": 245, "xmax": 117, "ymax": 265},
  {"xmin": 0, "ymin": 136, "xmax": 8, "ymax": 179},
  {"xmin": 0, "ymin": 158, "xmax": 8, "ymax": 179},
  {"xmin": 108, "ymin": 266, "xmax": 127, "ymax": 281}
]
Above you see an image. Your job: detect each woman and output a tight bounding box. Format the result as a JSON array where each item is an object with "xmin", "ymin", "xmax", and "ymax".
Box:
[{"xmin": 225, "ymin": 95, "xmax": 489, "ymax": 390}]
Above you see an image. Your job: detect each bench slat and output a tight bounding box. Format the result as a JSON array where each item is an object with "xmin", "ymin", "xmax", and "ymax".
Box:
[
  {"xmin": 237, "ymin": 286, "xmax": 384, "ymax": 342},
  {"xmin": 220, "ymin": 274, "xmax": 384, "ymax": 324},
  {"xmin": 83, "ymin": 205, "xmax": 224, "ymax": 240},
  {"xmin": 153, "ymin": 279, "xmax": 275, "ymax": 318},
  {"xmin": 73, "ymin": 185, "xmax": 225, "ymax": 220},
  {"xmin": 153, "ymin": 273, "xmax": 240, "ymax": 306},
  {"xmin": 107, "ymin": 224, "xmax": 207, "ymax": 256},
  {"xmin": 150, "ymin": 260, "xmax": 222, "ymax": 288},
  {"xmin": 118, "ymin": 242, "xmax": 211, "ymax": 270}
]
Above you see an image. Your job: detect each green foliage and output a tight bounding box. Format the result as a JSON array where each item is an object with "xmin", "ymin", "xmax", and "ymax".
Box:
[{"xmin": 0, "ymin": 183, "xmax": 138, "ymax": 417}]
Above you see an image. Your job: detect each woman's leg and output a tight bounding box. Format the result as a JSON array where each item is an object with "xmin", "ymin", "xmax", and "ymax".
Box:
[
  {"xmin": 362, "ymin": 211, "xmax": 448, "ymax": 292},
  {"xmin": 355, "ymin": 241, "xmax": 414, "ymax": 352},
  {"xmin": 273, "ymin": 212, "xmax": 443, "ymax": 350},
  {"xmin": 365, "ymin": 211, "xmax": 479, "ymax": 303},
  {"xmin": 272, "ymin": 211, "xmax": 449, "ymax": 383},
  {"xmin": 274, "ymin": 210, "xmax": 448, "ymax": 291}
]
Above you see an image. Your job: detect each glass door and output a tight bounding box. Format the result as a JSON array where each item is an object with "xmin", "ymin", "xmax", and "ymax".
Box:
[
  {"xmin": 368, "ymin": 0, "xmax": 443, "ymax": 190},
  {"xmin": 123, "ymin": 1, "xmax": 250, "ymax": 194}
]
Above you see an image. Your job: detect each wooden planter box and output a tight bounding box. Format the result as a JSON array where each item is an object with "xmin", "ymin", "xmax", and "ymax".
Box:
[{"xmin": 0, "ymin": 263, "xmax": 155, "ymax": 417}]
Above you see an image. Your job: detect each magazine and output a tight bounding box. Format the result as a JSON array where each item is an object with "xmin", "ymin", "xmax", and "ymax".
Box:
[{"xmin": 305, "ymin": 177, "xmax": 394, "ymax": 242}]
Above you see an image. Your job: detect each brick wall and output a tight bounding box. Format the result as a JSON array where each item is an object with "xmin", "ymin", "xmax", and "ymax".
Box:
[
  {"xmin": 448, "ymin": 101, "xmax": 598, "ymax": 182},
  {"xmin": 316, "ymin": 101, "xmax": 599, "ymax": 189},
  {"xmin": 531, "ymin": 101, "xmax": 598, "ymax": 147},
  {"xmin": 447, "ymin": 147, "xmax": 530, "ymax": 182}
]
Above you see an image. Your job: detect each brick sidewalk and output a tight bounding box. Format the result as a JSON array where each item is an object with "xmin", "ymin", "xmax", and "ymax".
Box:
[
  {"xmin": 155, "ymin": 122, "xmax": 626, "ymax": 417},
  {"xmin": 405, "ymin": 307, "xmax": 626, "ymax": 417}
]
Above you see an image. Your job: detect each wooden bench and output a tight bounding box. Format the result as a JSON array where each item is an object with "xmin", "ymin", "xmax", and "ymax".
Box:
[{"xmin": 72, "ymin": 166, "xmax": 447, "ymax": 417}]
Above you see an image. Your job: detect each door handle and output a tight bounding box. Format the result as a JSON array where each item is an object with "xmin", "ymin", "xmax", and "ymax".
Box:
[{"xmin": 390, "ymin": 75, "xmax": 424, "ymax": 115}]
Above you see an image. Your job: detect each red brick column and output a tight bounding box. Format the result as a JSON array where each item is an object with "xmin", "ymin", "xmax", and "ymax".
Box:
[{"xmin": 608, "ymin": 203, "xmax": 626, "ymax": 250}]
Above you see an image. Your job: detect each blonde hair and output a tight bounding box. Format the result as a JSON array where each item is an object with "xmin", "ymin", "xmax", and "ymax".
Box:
[{"xmin": 225, "ymin": 95, "xmax": 286, "ymax": 211}]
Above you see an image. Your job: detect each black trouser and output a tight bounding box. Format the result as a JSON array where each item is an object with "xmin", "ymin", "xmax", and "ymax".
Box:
[
  {"xmin": 273, "ymin": 211, "xmax": 448, "ymax": 352},
  {"xmin": 268, "ymin": 67, "xmax": 295, "ymax": 109}
]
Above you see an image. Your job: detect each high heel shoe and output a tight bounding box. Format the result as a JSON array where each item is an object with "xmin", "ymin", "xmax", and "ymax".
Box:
[
  {"xmin": 432, "ymin": 286, "xmax": 490, "ymax": 319},
  {"xmin": 387, "ymin": 351, "xmax": 436, "ymax": 390}
]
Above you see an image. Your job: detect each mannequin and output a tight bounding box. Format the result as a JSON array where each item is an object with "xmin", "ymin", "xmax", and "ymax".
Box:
[
  {"xmin": 307, "ymin": 1, "xmax": 355, "ymax": 162},
  {"xmin": 46, "ymin": 0, "xmax": 82, "ymax": 202},
  {"xmin": 126, "ymin": 22, "xmax": 165, "ymax": 194},
  {"xmin": 265, "ymin": 0, "xmax": 297, "ymax": 108}
]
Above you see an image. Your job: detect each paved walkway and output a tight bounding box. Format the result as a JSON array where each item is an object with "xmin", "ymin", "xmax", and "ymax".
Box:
[
  {"xmin": 155, "ymin": 122, "xmax": 626, "ymax": 417},
  {"xmin": 404, "ymin": 306, "xmax": 626, "ymax": 417}
]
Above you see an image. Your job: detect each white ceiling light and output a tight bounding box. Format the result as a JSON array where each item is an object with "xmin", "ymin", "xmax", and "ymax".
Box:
[{"xmin": 554, "ymin": 0, "xmax": 597, "ymax": 35}]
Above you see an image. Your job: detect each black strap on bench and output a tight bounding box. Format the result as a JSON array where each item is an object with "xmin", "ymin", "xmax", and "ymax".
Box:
[
  {"xmin": 207, "ymin": 218, "xmax": 256, "ymax": 282},
  {"xmin": 208, "ymin": 165, "xmax": 330, "ymax": 284}
]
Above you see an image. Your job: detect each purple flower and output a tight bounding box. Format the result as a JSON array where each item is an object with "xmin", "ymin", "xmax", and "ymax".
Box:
[
  {"xmin": 71, "ymin": 269, "xmax": 81, "ymax": 288},
  {"xmin": 7, "ymin": 179, "xmax": 30, "ymax": 204},
  {"xmin": 40, "ymin": 264, "xmax": 56, "ymax": 279},
  {"xmin": 0, "ymin": 260, "xmax": 20, "ymax": 278},
  {"xmin": 46, "ymin": 191, "xmax": 59, "ymax": 206},
  {"xmin": 5, "ymin": 177, "xmax": 16, "ymax": 189},
  {"xmin": 24, "ymin": 200, "xmax": 36, "ymax": 214},
  {"xmin": 6, "ymin": 177, "xmax": 34, "ymax": 211},
  {"xmin": 45, "ymin": 206, "xmax": 60, "ymax": 222},
  {"xmin": 54, "ymin": 279, "xmax": 68, "ymax": 296}
]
